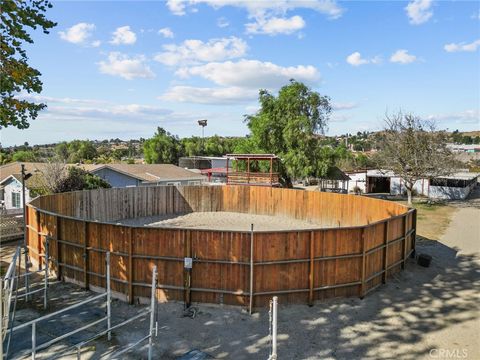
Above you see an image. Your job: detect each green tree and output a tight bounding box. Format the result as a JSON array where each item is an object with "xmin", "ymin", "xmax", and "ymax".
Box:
[
  {"xmin": 1, "ymin": 0, "xmax": 56, "ymax": 128},
  {"xmin": 245, "ymin": 80, "xmax": 331, "ymax": 185},
  {"xmin": 181, "ymin": 137, "xmax": 202, "ymax": 157},
  {"xmin": 55, "ymin": 142, "xmax": 69, "ymax": 161},
  {"xmin": 55, "ymin": 167, "xmax": 110, "ymax": 193},
  {"xmin": 143, "ymin": 127, "xmax": 181, "ymax": 164},
  {"xmin": 65, "ymin": 140, "xmax": 97, "ymax": 163},
  {"xmin": 12, "ymin": 150, "xmax": 36, "ymax": 162}
]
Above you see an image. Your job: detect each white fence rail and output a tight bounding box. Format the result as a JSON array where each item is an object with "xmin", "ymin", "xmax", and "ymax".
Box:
[{"xmin": 1, "ymin": 250, "xmax": 158, "ymax": 359}]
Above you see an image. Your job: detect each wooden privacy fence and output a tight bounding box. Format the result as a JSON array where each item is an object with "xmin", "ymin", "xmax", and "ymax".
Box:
[{"xmin": 25, "ymin": 186, "xmax": 416, "ymax": 308}]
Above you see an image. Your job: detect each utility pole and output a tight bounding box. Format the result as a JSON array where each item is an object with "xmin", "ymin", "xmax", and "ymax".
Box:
[
  {"xmin": 21, "ymin": 165, "xmax": 32, "ymax": 246},
  {"xmin": 21, "ymin": 164, "xmax": 32, "ymax": 299},
  {"xmin": 197, "ymin": 119, "xmax": 207, "ymax": 155}
]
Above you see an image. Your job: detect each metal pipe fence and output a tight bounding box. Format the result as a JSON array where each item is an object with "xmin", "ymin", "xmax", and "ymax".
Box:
[
  {"xmin": 2, "ymin": 250, "xmax": 158, "ymax": 360},
  {"xmin": 4, "ymin": 251, "xmax": 111, "ymax": 360}
]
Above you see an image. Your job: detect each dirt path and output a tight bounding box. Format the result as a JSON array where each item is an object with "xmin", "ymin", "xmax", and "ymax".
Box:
[{"xmin": 440, "ymin": 187, "xmax": 480, "ymax": 255}]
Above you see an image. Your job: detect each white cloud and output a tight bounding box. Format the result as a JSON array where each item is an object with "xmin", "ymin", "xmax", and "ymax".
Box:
[
  {"xmin": 18, "ymin": 95, "xmax": 172, "ymax": 121},
  {"xmin": 444, "ymin": 39, "xmax": 480, "ymax": 53},
  {"xmin": 91, "ymin": 40, "xmax": 101, "ymax": 47},
  {"xmin": 166, "ymin": 0, "xmax": 342, "ymax": 35},
  {"xmin": 346, "ymin": 52, "xmax": 381, "ymax": 66},
  {"xmin": 425, "ymin": 109, "xmax": 479, "ymax": 124},
  {"xmin": 390, "ymin": 49, "xmax": 417, "ymax": 64},
  {"xmin": 246, "ymin": 15, "xmax": 305, "ymax": 35},
  {"xmin": 98, "ymin": 52, "xmax": 155, "ymax": 80},
  {"xmin": 154, "ymin": 37, "xmax": 247, "ymax": 66},
  {"xmin": 405, "ymin": 0, "xmax": 433, "ymax": 25},
  {"xmin": 18, "ymin": 93, "xmax": 107, "ymax": 106},
  {"xmin": 175, "ymin": 59, "xmax": 320, "ymax": 89},
  {"xmin": 166, "ymin": 0, "xmax": 344, "ymax": 19},
  {"xmin": 110, "ymin": 26, "xmax": 137, "ymax": 45},
  {"xmin": 158, "ymin": 27, "xmax": 174, "ymax": 38},
  {"xmin": 217, "ymin": 17, "xmax": 229, "ymax": 28},
  {"xmin": 472, "ymin": 10, "xmax": 480, "ymax": 20},
  {"xmin": 160, "ymin": 86, "xmax": 257, "ymax": 104},
  {"xmin": 332, "ymin": 102, "xmax": 358, "ymax": 111},
  {"xmin": 59, "ymin": 23, "xmax": 97, "ymax": 46}
]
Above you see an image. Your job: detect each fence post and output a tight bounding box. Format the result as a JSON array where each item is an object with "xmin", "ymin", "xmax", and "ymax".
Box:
[
  {"xmin": 44, "ymin": 237, "xmax": 49, "ymax": 310},
  {"xmin": 184, "ymin": 230, "xmax": 192, "ymax": 309},
  {"xmin": 36, "ymin": 210, "xmax": 41, "ymax": 270},
  {"xmin": 1, "ymin": 278, "xmax": 3, "ymax": 360},
  {"xmin": 56, "ymin": 216, "xmax": 62, "ymax": 281},
  {"xmin": 249, "ymin": 224, "xmax": 254, "ymax": 315},
  {"xmin": 31, "ymin": 322, "xmax": 36, "ymax": 360},
  {"xmin": 128, "ymin": 227, "xmax": 134, "ymax": 305},
  {"xmin": 148, "ymin": 265, "xmax": 157, "ymax": 360},
  {"xmin": 83, "ymin": 221, "xmax": 89, "ymax": 290},
  {"xmin": 401, "ymin": 214, "xmax": 408, "ymax": 269},
  {"xmin": 360, "ymin": 228, "xmax": 367, "ymax": 299},
  {"xmin": 24, "ymin": 245, "xmax": 29, "ymax": 302},
  {"xmin": 308, "ymin": 231, "xmax": 314, "ymax": 306},
  {"xmin": 382, "ymin": 221, "xmax": 389, "ymax": 284},
  {"xmin": 270, "ymin": 296, "xmax": 278, "ymax": 360},
  {"xmin": 106, "ymin": 252, "xmax": 111, "ymax": 341},
  {"xmin": 412, "ymin": 209, "xmax": 417, "ymax": 256}
]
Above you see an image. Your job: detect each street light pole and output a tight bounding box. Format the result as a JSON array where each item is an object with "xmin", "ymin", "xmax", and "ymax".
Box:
[{"xmin": 197, "ymin": 119, "xmax": 207, "ymax": 155}]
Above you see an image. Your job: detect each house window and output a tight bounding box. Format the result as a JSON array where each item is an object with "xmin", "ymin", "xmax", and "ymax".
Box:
[
  {"xmin": 166, "ymin": 182, "xmax": 181, "ymax": 186},
  {"xmin": 12, "ymin": 192, "xmax": 21, "ymax": 208}
]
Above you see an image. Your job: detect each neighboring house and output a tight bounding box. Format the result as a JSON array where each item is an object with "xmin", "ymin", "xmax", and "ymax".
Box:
[
  {"xmin": 179, "ymin": 156, "xmax": 228, "ymax": 170},
  {"xmin": 1, "ymin": 175, "xmax": 27, "ymax": 210},
  {"xmin": 447, "ymin": 144, "xmax": 480, "ymax": 153},
  {"xmin": 345, "ymin": 171, "xmax": 367, "ymax": 193},
  {"xmin": 89, "ymin": 164, "xmax": 205, "ymax": 187},
  {"xmin": 179, "ymin": 156, "xmax": 230, "ymax": 184},
  {"xmin": 0, "ymin": 162, "xmax": 205, "ymax": 210},
  {"xmin": 317, "ymin": 166, "xmax": 351, "ymax": 194},
  {"xmin": 348, "ymin": 169, "xmax": 479, "ymax": 200},
  {"xmin": 0, "ymin": 162, "xmax": 50, "ymax": 210},
  {"xmin": 0, "ymin": 172, "xmax": 45, "ymax": 210}
]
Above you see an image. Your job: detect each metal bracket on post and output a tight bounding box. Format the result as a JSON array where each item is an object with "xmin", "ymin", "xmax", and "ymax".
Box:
[
  {"xmin": 148, "ymin": 265, "xmax": 157, "ymax": 360},
  {"xmin": 106, "ymin": 252, "xmax": 111, "ymax": 341}
]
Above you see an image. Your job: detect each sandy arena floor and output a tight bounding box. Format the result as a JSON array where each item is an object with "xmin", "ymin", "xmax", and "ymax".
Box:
[{"xmin": 117, "ymin": 211, "xmax": 320, "ymax": 231}]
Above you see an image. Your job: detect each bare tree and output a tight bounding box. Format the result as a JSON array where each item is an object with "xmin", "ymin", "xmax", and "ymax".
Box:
[
  {"xmin": 375, "ymin": 111, "xmax": 455, "ymax": 205},
  {"xmin": 40, "ymin": 161, "xmax": 67, "ymax": 194}
]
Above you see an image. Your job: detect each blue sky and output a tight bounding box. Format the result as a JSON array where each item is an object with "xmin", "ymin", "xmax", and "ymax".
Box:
[{"xmin": 3, "ymin": 0, "xmax": 480, "ymax": 146}]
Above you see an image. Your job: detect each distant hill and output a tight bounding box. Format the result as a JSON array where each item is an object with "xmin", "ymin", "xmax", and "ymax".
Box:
[{"xmin": 459, "ymin": 131, "xmax": 480, "ymax": 137}]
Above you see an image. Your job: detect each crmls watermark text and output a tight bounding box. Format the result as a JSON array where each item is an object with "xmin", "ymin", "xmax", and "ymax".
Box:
[{"xmin": 429, "ymin": 348, "xmax": 469, "ymax": 359}]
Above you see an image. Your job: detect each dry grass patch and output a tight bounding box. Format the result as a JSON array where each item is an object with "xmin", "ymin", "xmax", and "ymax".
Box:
[{"xmin": 398, "ymin": 200, "xmax": 457, "ymax": 240}]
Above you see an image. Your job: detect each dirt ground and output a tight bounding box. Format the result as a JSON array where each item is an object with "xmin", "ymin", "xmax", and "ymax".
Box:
[
  {"xmin": 2, "ymin": 188, "xmax": 479, "ymax": 359},
  {"xmin": 117, "ymin": 211, "xmax": 320, "ymax": 231}
]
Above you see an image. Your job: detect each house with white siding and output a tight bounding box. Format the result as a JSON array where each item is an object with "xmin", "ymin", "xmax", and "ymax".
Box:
[{"xmin": 345, "ymin": 169, "xmax": 479, "ymax": 200}]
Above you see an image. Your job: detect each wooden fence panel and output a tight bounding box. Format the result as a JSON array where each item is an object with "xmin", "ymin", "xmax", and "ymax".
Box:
[{"xmin": 26, "ymin": 186, "xmax": 415, "ymax": 308}]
